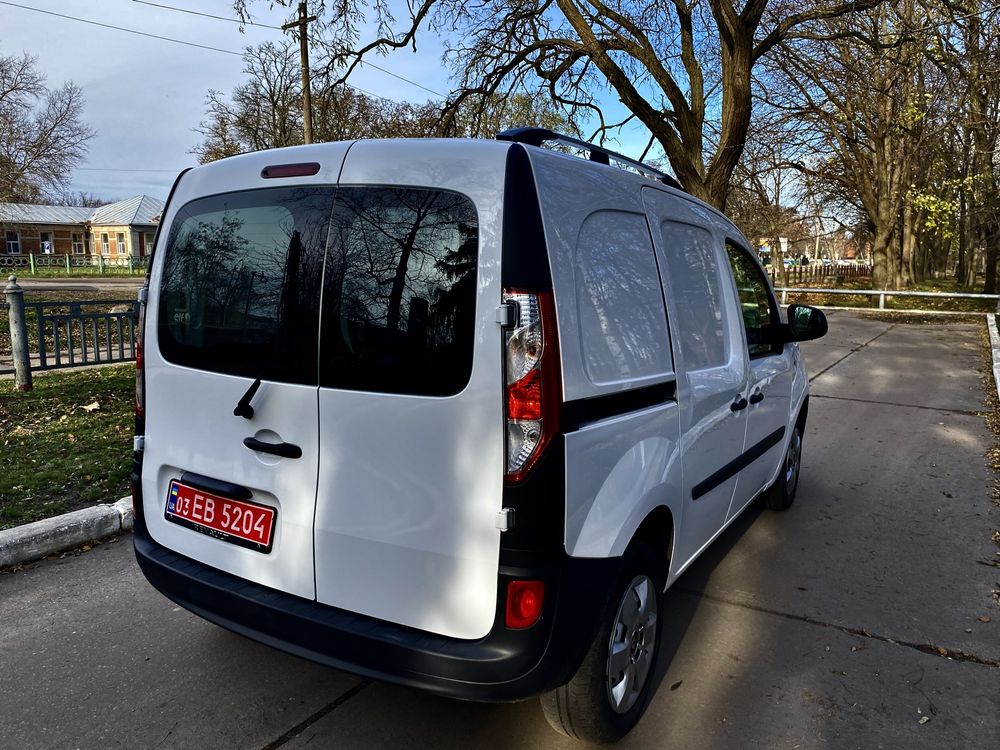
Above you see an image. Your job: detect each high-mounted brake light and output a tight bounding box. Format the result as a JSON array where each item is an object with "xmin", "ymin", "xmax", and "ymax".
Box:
[
  {"xmin": 502, "ymin": 290, "xmax": 560, "ymax": 482},
  {"xmin": 260, "ymin": 162, "xmax": 321, "ymax": 179}
]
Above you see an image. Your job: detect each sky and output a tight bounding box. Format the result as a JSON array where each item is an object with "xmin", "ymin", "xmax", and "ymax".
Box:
[{"xmin": 0, "ymin": 0, "xmax": 455, "ymax": 201}]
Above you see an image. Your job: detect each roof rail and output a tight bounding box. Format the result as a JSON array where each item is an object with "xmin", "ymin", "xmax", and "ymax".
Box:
[{"xmin": 496, "ymin": 127, "xmax": 685, "ymax": 192}]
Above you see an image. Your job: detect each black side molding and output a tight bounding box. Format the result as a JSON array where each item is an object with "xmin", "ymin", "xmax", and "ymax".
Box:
[
  {"xmin": 691, "ymin": 426, "xmax": 786, "ymax": 501},
  {"xmin": 563, "ymin": 381, "xmax": 676, "ymax": 432}
]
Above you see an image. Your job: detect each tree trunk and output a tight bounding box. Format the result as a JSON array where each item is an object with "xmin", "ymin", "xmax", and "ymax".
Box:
[
  {"xmin": 871, "ymin": 221, "xmax": 896, "ymax": 290},
  {"xmin": 900, "ymin": 203, "xmax": 918, "ymax": 288}
]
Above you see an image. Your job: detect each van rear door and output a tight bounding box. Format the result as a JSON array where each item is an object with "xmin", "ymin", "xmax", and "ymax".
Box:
[
  {"xmin": 312, "ymin": 141, "xmax": 508, "ymax": 640},
  {"xmin": 143, "ymin": 181, "xmax": 337, "ymax": 600}
]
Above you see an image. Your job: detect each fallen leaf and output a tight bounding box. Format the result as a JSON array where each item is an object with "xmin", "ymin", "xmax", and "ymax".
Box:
[
  {"xmin": 81, "ymin": 401, "xmax": 99, "ymax": 413},
  {"xmin": 81, "ymin": 545, "xmax": 91, "ymax": 552},
  {"xmin": 977, "ymin": 615, "xmax": 992, "ymax": 623},
  {"xmin": 936, "ymin": 646, "xmax": 948, "ymax": 656},
  {"xmin": 670, "ymin": 681, "xmax": 683, "ymax": 691},
  {"xmin": 918, "ymin": 716, "xmax": 930, "ymax": 725}
]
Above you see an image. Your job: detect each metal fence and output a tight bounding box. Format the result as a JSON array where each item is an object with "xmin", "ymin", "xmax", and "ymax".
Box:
[
  {"xmin": 769, "ymin": 262, "xmax": 872, "ymax": 285},
  {"xmin": 0, "ymin": 253, "xmax": 147, "ymax": 274},
  {"xmin": 776, "ymin": 286, "xmax": 1000, "ymax": 313},
  {"xmin": 1, "ymin": 297, "xmax": 138, "ymax": 376}
]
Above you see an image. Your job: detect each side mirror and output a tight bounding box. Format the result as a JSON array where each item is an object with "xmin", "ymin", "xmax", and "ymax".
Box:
[{"xmin": 786, "ymin": 304, "xmax": 828, "ymax": 342}]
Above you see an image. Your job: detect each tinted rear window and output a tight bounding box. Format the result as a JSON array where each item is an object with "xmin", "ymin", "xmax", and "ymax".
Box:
[
  {"xmin": 321, "ymin": 187, "xmax": 478, "ymax": 396},
  {"xmin": 158, "ymin": 186, "xmax": 333, "ymax": 384},
  {"xmin": 157, "ymin": 185, "xmax": 478, "ymax": 395}
]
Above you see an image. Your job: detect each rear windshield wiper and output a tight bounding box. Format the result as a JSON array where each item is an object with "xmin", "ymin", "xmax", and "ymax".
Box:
[{"xmin": 233, "ymin": 377, "xmax": 262, "ymax": 420}]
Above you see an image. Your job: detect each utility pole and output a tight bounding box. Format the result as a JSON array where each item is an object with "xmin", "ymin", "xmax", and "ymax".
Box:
[{"xmin": 283, "ymin": 2, "xmax": 318, "ymax": 144}]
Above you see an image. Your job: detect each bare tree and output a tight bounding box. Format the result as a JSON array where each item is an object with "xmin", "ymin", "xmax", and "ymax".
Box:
[
  {"xmin": 236, "ymin": 0, "xmax": 885, "ymax": 209},
  {"xmin": 764, "ymin": 1, "xmax": 948, "ymax": 289},
  {"xmin": 0, "ymin": 48, "xmax": 95, "ymax": 203},
  {"xmin": 194, "ymin": 41, "xmax": 577, "ymax": 162}
]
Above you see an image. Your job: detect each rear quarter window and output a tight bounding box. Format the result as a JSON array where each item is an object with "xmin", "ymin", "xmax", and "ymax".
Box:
[{"xmin": 574, "ymin": 210, "xmax": 672, "ymax": 384}]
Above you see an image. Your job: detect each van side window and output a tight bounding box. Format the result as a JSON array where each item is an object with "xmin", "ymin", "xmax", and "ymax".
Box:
[
  {"xmin": 659, "ymin": 222, "xmax": 728, "ymax": 370},
  {"xmin": 724, "ymin": 242, "xmax": 779, "ymax": 358},
  {"xmin": 158, "ymin": 186, "xmax": 333, "ymax": 384},
  {"xmin": 575, "ymin": 211, "xmax": 673, "ymax": 383},
  {"xmin": 320, "ymin": 187, "xmax": 478, "ymax": 397}
]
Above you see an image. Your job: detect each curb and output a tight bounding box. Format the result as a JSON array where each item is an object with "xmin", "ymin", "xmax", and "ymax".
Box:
[
  {"xmin": 987, "ymin": 313, "xmax": 1000, "ymax": 400},
  {"xmin": 0, "ymin": 496, "xmax": 133, "ymax": 568}
]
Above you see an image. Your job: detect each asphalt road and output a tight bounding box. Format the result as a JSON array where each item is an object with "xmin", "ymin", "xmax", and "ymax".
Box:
[{"xmin": 1, "ymin": 312, "xmax": 998, "ymax": 749}]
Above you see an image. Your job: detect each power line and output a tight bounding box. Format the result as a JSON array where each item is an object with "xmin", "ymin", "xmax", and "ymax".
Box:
[
  {"xmin": 131, "ymin": 0, "xmax": 284, "ymax": 30},
  {"xmin": 2, "ymin": 1, "xmax": 424, "ymax": 108},
  {"xmin": 76, "ymin": 167, "xmax": 181, "ymax": 173},
  {"xmin": 0, "ymin": 1, "xmax": 243, "ymax": 56},
  {"xmin": 126, "ymin": 0, "xmax": 448, "ymax": 98},
  {"xmin": 354, "ymin": 58, "xmax": 446, "ymax": 99}
]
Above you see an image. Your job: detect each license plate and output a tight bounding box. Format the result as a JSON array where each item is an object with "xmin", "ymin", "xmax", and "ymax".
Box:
[{"xmin": 164, "ymin": 480, "xmax": 276, "ymax": 553}]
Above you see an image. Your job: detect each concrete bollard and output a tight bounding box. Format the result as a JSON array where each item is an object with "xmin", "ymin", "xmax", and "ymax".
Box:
[{"xmin": 5, "ymin": 274, "xmax": 33, "ymax": 391}]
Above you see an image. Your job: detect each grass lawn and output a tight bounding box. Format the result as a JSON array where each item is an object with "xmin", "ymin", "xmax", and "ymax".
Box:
[{"xmin": 0, "ymin": 365, "xmax": 134, "ymax": 530}]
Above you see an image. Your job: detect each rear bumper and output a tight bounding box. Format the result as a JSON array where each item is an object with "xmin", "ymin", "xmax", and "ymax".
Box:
[{"xmin": 133, "ymin": 517, "xmax": 618, "ymax": 702}]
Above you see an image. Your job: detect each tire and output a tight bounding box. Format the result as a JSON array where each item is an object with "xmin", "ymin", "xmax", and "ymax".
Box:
[
  {"xmin": 540, "ymin": 542, "xmax": 663, "ymax": 744},
  {"xmin": 764, "ymin": 422, "xmax": 803, "ymax": 511}
]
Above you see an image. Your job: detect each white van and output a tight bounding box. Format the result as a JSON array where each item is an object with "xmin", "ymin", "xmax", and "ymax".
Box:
[{"xmin": 132, "ymin": 128, "xmax": 827, "ymax": 743}]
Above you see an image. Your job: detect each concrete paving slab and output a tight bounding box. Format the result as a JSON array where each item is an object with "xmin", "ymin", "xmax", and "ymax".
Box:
[
  {"xmin": 688, "ymin": 397, "xmax": 1000, "ymax": 662},
  {"xmin": 798, "ymin": 311, "xmax": 894, "ymax": 377},
  {"xmin": 282, "ymin": 593, "xmax": 999, "ymax": 750},
  {"xmin": 806, "ymin": 320, "xmax": 984, "ymax": 414},
  {"xmin": 0, "ymin": 540, "xmax": 360, "ymax": 750}
]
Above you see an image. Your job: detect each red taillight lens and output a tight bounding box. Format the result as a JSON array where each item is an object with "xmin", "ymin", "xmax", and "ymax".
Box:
[
  {"xmin": 505, "ymin": 580, "xmax": 545, "ymax": 629},
  {"xmin": 507, "ymin": 368, "xmax": 542, "ymax": 420},
  {"xmin": 503, "ymin": 290, "xmax": 560, "ymax": 483}
]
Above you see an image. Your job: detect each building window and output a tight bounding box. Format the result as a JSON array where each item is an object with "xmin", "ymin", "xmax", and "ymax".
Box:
[
  {"xmin": 5, "ymin": 230, "xmax": 20, "ymax": 254},
  {"xmin": 143, "ymin": 233, "xmax": 154, "ymax": 256},
  {"xmin": 72, "ymin": 233, "xmax": 85, "ymax": 254},
  {"xmin": 116, "ymin": 232, "xmax": 126, "ymax": 255},
  {"xmin": 101, "ymin": 232, "xmax": 110, "ymax": 255}
]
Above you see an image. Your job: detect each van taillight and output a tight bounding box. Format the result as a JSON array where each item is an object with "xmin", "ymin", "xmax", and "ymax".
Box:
[{"xmin": 503, "ymin": 290, "xmax": 560, "ymax": 483}]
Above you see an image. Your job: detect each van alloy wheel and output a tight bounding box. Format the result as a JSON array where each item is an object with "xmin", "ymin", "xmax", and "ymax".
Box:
[
  {"xmin": 606, "ymin": 575, "xmax": 658, "ymax": 714},
  {"xmin": 764, "ymin": 421, "xmax": 804, "ymax": 511},
  {"xmin": 784, "ymin": 426, "xmax": 802, "ymax": 498},
  {"xmin": 540, "ymin": 542, "xmax": 663, "ymax": 743}
]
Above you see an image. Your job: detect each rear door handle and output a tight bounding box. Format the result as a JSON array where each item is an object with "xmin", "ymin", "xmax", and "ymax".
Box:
[
  {"xmin": 243, "ymin": 437, "xmax": 302, "ymax": 459},
  {"xmin": 749, "ymin": 391, "xmax": 764, "ymax": 404},
  {"xmin": 730, "ymin": 397, "xmax": 749, "ymax": 412}
]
